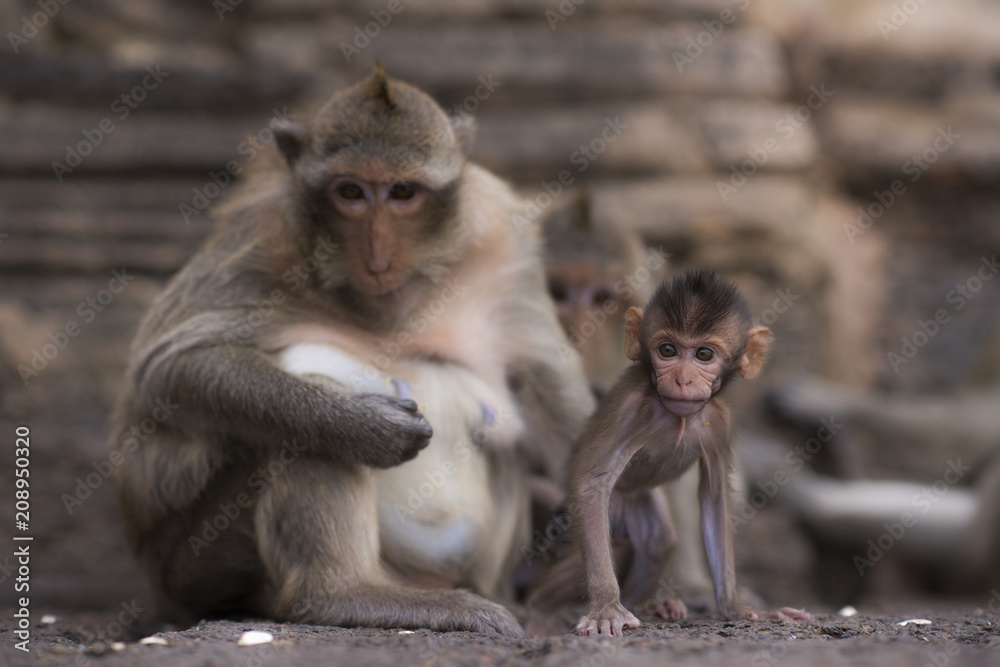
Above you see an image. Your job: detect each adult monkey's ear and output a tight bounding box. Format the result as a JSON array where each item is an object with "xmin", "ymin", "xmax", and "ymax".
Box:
[
  {"xmin": 624, "ymin": 307, "xmax": 644, "ymax": 362},
  {"xmin": 737, "ymin": 326, "xmax": 771, "ymax": 379},
  {"xmin": 274, "ymin": 121, "xmax": 308, "ymax": 168}
]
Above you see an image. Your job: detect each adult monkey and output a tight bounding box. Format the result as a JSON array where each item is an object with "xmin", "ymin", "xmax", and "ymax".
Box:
[{"xmin": 111, "ymin": 68, "xmax": 593, "ymax": 636}]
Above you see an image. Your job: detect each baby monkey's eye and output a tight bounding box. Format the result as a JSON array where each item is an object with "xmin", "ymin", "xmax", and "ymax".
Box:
[
  {"xmin": 658, "ymin": 343, "xmax": 677, "ymax": 358},
  {"xmin": 695, "ymin": 347, "xmax": 714, "ymax": 361},
  {"xmin": 338, "ymin": 183, "xmax": 364, "ymax": 200}
]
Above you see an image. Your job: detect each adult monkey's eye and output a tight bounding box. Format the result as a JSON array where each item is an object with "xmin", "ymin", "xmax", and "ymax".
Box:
[
  {"xmin": 658, "ymin": 343, "xmax": 677, "ymax": 358},
  {"xmin": 338, "ymin": 183, "xmax": 364, "ymax": 200},
  {"xmin": 548, "ymin": 279, "xmax": 568, "ymax": 303},
  {"xmin": 593, "ymin": 288, "xmax": 615, "ymax": 307},
  {"xmin": 695, "ymin": 347, "xmax": 714, "ymax": 361},
  {"xmin": 389, "ymin": 183, "xmax": 416, "ymax": 200}
]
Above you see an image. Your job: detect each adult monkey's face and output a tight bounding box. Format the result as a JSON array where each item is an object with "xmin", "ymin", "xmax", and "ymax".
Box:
[{"xmin": 274, "ymin": 66, "xmax": 468, "ymax": 315}]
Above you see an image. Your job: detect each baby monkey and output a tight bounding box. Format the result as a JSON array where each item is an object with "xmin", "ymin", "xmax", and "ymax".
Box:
[{"xmin": 528, "ymin": 269, "xmax": 812, "ymax": 636}]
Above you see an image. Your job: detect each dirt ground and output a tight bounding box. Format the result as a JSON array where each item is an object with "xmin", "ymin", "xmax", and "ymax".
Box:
[{"xmin": 2, "ymin": 603, "xmax": 998, "ymax": 667}]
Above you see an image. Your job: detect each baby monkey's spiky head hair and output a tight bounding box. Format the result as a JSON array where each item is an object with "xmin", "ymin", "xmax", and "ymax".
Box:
[{"xmin": 645, "ymin": 269, "xmax": 753, "ymax": 354}]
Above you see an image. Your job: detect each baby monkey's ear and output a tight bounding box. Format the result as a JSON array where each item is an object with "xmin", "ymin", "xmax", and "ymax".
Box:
[
  {"xmin": 737, "ymin": 326, "xmax": 771, "ymax": 379},
  {"xmin": 624, "ymin": 307, "xmax": 644, "ymax": 362}
]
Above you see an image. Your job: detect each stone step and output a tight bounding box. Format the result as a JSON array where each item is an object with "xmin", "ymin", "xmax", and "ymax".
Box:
[
  {"xmin": 475, "ymin": 99, "xmax": 818, "ymax": 180},
  {"xmin": 818, "ymin": 97, "xmax": 1000, "ymax": 185},
  {"xmin": 762, "ymin": 1, "xmax": 1000, "ymax": 100},
  {"xmin": 246, "ymin": 23, "xmax": 789, "ymax": 100},
  {"xmin": 0, "ymin": 52, "xmax": 308, "ymax": 113},
  {"xmin": 0, "ymin": 106, "xmax": 295, "ymax": 177},
  {"xmin": 0, "ymin": 96, "xmax": 818, "ymax": 180},
  {"xmin": 251, "ymin": 0, "xmax": 740, "ymax": 21}
]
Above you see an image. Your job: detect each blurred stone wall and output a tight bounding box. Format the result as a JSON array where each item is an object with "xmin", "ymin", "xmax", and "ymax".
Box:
[{"xmin": 0, "ymin": 0, "xmax": 997, "ymax": 611}]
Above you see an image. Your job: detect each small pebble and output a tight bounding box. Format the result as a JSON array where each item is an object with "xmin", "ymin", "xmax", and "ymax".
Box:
[
  {"xmin": 398, "ymin": 630, "xmax": 415, "ymax": 635},
  {"xmin": 110, "ymin": 642, "xmax": 126, "ymax": 651},
  {"xmin": 139, "ymin": 636, "xmax": 169, "ymax": 645},
  {"xmin": 238, "ymin": 631, "xmax": 274, "ymax": 646},
  {"xmin": 40, "ymin": 614, "xmax": 58, "ymax": 625},
  {"xmin": 837, "ymin": 605, "xmax": 858, "ymax": 617},
  {"xmin": 898, "ymin": 619, "xmax": 932, "ymax": 626},
  {"xmin": 84, "ymin": 643, "xmax": 108, "ymax": 656}
]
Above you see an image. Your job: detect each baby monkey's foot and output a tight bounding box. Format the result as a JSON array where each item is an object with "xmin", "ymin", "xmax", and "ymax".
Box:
[
  {"xmin": 737, "ymin": 606, "xmax": 813, "ymax": 622},
  {"xmin": 576, "ymin": 603, "xmax": 641, "ymax": 637},
  {"xmin": 756, "ymin": 607, "xmax": 813, "ymax": 622},
  {"xmin": 650, "ymin": 598, "xmax": 688, "ymax": 621}
]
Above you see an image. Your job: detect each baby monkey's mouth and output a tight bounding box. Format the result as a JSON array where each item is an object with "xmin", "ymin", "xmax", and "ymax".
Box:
[{"xmin": 660, "ymin": 397, "xmax": 708, "ymax": 417}]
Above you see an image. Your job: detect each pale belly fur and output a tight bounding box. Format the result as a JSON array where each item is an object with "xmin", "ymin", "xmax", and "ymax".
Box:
[{"xmin": 276, "ymin": 340, "xmax": 525, "ymax": 586}]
